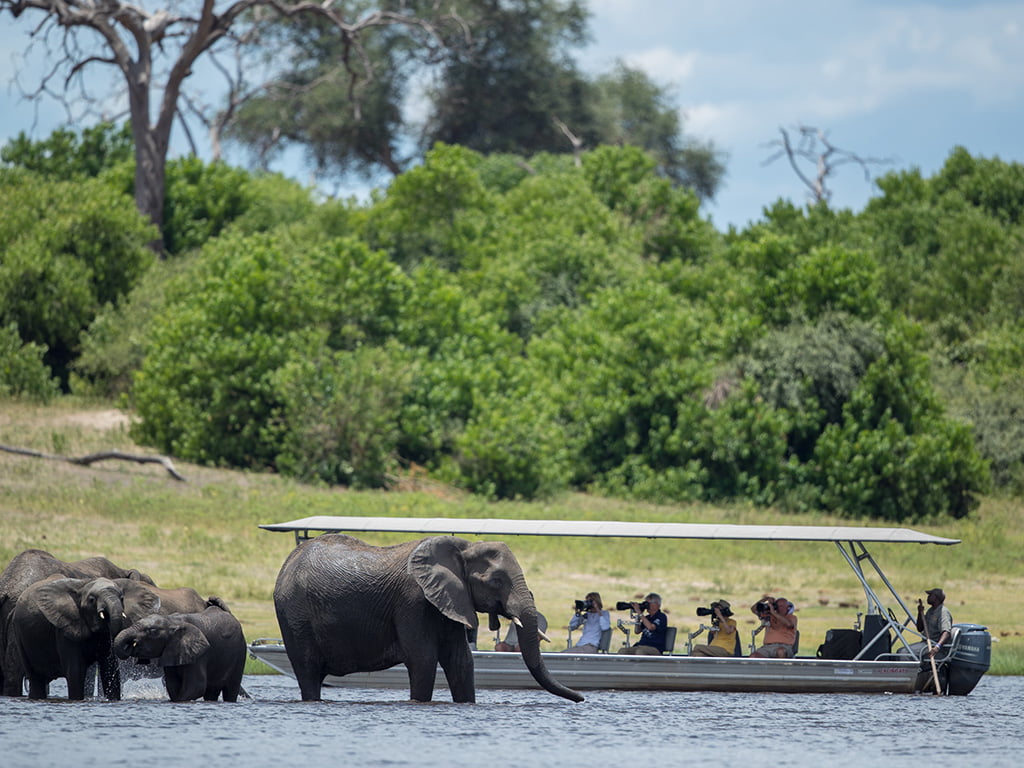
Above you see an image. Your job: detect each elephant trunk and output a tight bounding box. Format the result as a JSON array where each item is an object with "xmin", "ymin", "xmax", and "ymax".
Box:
[{"xmin": 509, "ymin": 593, "xmax": 584, "ymax": 703}]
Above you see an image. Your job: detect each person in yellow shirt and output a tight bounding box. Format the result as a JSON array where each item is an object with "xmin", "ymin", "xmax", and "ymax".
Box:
[{"xmin": 691, "ymin": 600, "xmax": 739, "ymax": 656}]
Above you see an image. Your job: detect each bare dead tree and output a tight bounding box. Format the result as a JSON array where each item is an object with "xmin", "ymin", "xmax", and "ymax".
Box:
[
  {"xmin": 762, "ymin": 124, "xmax": 893, "ymax": 205},
  {"xmin": 0, "ymin": 1, "xmax": 468, "ymax": 252}
]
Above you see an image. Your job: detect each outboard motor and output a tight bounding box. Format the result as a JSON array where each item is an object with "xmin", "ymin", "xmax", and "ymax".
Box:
[{"xmin": 945, "ymin": 623, "xmax": 991, "ymax": 696}]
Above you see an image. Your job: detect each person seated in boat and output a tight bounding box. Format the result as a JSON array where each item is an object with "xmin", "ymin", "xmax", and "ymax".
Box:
[
  {"xmin": 564, "ymin": 592, "xmax": 611, "ymax": 653},
  {"xmin": 690, "ymin": 599, "xmax": 739, "ymax": 656},
  {"xmin": 495, "ymin": 612, "xmax": 548, "ymax": 652},
  {"xmin": 617, "ymin": 593, "xmax": 668, "ymax": 655},
  {"xmin": 749, "ymin": 596, "xmax": 798, "ymax": 658},
  {"xmin": 904, "ymin": 587, "xmax": 952, "ymax": 658}
]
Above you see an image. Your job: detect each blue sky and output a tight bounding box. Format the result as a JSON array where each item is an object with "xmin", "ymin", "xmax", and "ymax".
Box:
[{"xmin": 2, "ymin": 1, "xmax": 1023, "ymax": 230}]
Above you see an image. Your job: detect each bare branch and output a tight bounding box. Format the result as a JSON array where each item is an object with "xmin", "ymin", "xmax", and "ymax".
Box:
[
  {"xmin": 552, "ymin": 115, "xmax": 583, "ymax": 167},
  {"xmin": 762, "ymin": 124, "xmax": 894, "ymax": 205}
]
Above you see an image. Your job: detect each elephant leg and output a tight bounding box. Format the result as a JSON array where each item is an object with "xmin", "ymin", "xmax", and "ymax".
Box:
[
  {"xmin": 438, "ymin": 630, "xmax": 476, "ymax": 704},
  {"xmin": 222, "ymin": 666, "xmax": 244, "ymax": 702},
  {"xmin": 293, "ymin": 665, "xmax": 326, "ymax": 702},
  {"xmin": 63, "ymin": 655, "xmax": 90, "ymax": 700},
  {"xmin": 99, "ymin": 654, "xmax": 122, "ymax": 700},
  {"xmin": 26, "ymin": 675, "xmax": 48, "ymax": 700},
  {"xmin": 406, "ymin": 658, "xmax": 438, "ymax": 703}
]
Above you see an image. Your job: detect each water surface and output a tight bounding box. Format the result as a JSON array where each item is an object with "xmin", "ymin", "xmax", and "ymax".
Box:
[{"xmin": 1, "ymin": 674, "xmax": 1020, "ymax": 767}]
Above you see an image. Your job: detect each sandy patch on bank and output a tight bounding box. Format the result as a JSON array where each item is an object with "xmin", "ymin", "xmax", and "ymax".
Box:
[{"xmin": 60, "ymin": 409, "xmax": 131, "ymax": 431}]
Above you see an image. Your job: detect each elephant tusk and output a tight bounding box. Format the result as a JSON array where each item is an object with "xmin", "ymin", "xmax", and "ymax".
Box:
[
  {"xmin": 538, "ymin": 629, "xmax": 552, "ymax": 644},
  {"xmin": 512, "ymin": 616, "xmax": 524, "ymax": 628},
  {"xmin": 122, "ymin": 612, "xmax": 127, "ymax": 619},
  {"xmin": 99, "ymin": 610, "xmax": 106, "ymax": 620}
]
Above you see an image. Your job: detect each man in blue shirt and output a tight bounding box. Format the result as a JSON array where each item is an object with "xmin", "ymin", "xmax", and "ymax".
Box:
[{"xmin": 618, "ymin": 593, "xmax": 668, "ymax": 655}]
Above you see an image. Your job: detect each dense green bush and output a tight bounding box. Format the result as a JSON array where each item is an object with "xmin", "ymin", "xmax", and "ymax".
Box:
[
  {"xmin": 5, "ymin": 130, "xmax": 1013, "ymax": 517},
  {"xmin": 811, "ymin": 324, "xmax": 991, "ymax": 520},
  {"xmin": 130, "ymin": 231, "xmax": 411, "ymax": 467},
  {"xmin": 0, "ymin": 324, "xmax": 60, "ymax": 402},
  {"xmin": 273, "ymin": 342, "xmax": 413, "ymax": 488},
  {"xmin": 0, "ymin": 169, "xmax": 156, "ymax": 387}
]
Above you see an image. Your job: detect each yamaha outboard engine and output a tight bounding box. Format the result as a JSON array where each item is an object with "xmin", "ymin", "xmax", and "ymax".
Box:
[{"xmin": 945, "ymin": 623, "xmax": 991, "ymax": 696}]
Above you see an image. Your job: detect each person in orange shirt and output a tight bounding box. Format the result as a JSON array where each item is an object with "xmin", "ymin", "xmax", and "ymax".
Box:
[{"xmin": 749, "ymin": 596, "xmax": 798, "ymax": 658}]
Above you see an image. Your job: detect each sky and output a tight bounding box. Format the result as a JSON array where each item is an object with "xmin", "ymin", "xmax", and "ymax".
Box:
[{"xmin": 2, "ymin": 1, "xmax": 1023, "ymax": 230}]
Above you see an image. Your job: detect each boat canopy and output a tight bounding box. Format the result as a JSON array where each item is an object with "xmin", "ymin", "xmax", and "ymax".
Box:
[{"xmin": 259, "ymin": 516, "xmax": 959, "ymax": 545}]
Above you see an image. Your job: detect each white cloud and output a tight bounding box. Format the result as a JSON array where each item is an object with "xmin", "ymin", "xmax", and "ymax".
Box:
[{"xmin": 623, "ymin": 47, "xmax": 697, "ymax": 85}]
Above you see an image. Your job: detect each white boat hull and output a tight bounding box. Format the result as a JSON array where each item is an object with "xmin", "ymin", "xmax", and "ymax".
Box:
[{"xmin": 249, "ymin": 642, "xmax": 922, "ymax": 694}]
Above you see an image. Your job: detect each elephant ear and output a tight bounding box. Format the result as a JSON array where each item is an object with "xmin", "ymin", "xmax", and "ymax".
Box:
[
  {"xmin": 35, "ymin": 578, "xmax": 91, "ymax": 641},
  {"xmin": 161, "ymin": 622, "xmax": 210, "ymax": 667},
  {"xmin": 118, "ymin": 580, "xmax": 161, "ymax": 622},
  {"xmin": 409, "ymin": 537, "xmax": 478, "ymax": 630}
]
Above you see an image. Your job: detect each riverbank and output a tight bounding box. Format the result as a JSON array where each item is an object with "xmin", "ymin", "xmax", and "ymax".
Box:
[{"xmin": 2, "ymin": 399, "xmax": 1021, "ymax": 674}]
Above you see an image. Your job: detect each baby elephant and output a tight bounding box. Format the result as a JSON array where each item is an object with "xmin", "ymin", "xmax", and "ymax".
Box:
[{"xmin": 113, "ymin": 602, "xmax": 245, "ymax": 702}]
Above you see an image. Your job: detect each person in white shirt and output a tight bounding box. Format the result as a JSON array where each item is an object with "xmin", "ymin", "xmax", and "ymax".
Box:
[{"xmin": 564, "ymin": 592, "xmax": 611, "ymax": 653}]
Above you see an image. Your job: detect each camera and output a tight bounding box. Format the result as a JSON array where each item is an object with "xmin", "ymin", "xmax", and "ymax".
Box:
[
  {"xmin": 755, "ymin": 599, "xmax": 776, "ymax": 616},
  {"xmin": 696, "ymin": 601, "xmax": 732, "ymax": 621},
  {"xmin": 574, "ymin": 598, "xmax": 594, "ymax": 614},
  {"xmin": 616, "ymin": 601, "xmax": 649, "ymax": 612}
]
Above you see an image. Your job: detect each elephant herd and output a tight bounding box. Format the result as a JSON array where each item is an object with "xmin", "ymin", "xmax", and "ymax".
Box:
[
  {"xmin": 0, "ymin": 549, "xmax": 245, "ymax": 702},
  {"xmin": 1, "ymin": 535, "xmax": 583, "ymax": 705}
]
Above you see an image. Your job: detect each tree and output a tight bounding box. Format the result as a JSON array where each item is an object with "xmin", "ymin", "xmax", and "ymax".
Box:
[
  {"xmin": 226, "ymin": 0, "xmax": 726, "ymax": 200},
  {"xmin": 0, "ymin": 1, "xmax": 464, "ymax": 251},
  {"xmin": 588, "ymin": 63, "xmax": 724, "ymax": 201}
]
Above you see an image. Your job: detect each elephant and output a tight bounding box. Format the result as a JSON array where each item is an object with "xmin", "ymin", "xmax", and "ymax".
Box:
[
  {"xmin": 0, "ymin": 549, "xmax": 155, "ymax": 696},
  {"xmin": 113, "ymin": 579, "xmax": 220, "ymax": 616},
  {"xmin": 110, "ymin": 580, "xmax": 228, "ymax": 684},
  {"xmin": 11, "ymin": 576, "xmax": 161, "ymax": 699},
  {"xmin": 273, "ymin": 533, "xmax": 584, "ymax": 703},
  {"xmin": 113, "ymin": 604, "xmax": 246, "ymax": 702}
]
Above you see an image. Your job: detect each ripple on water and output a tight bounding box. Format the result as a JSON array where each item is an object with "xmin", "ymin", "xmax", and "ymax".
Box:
[{"xmin": 1, "ymin": 675, "xmax": 1022, "ymax": 768}]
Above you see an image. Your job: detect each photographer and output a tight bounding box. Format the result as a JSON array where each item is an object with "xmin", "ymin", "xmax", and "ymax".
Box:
[
  {"xmin": 691, "ymin": 599, "xmax": 739, "ymax": 657},
  {"xmin": 616, "ymin": 592, "xmax": 668, "ymax": 655},
  {"xmin": 563, "ymin": 592, "xmax": 611, "ymax": 654},
  {"xmin": 749, "ymin": 596, "xmax": 798, "ymax": 658}
]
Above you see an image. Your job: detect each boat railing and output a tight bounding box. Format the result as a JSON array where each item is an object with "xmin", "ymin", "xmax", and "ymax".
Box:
[
  {"xmin": 686, "ymin": 623, "xmax": 715, "ymax": 655},
  {"xmin": 748, "ymin": 619, "xmax": 770, "ymax": 655},
  {"xmin": 615, "ymin": 618, "xmax": 634, "ymax": 649}
]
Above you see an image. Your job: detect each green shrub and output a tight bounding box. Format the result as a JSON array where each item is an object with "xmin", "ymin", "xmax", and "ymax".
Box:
[
  {"xmin": 0, "ymin": 324, "xmax": 60, "ymax": 402},
  {"xmin": 0, "ymin": 170, "xmax": 156, "ymax": 386},
  {"xmin": 273, "ymin": 343, "xmax": 413, "ymax": 488},
  {"xmin": 811, "ymin": 325, "xmax": 991, "ymax": 520},
  {"xmin": 131, "ymin": 232, "xmax": 411, "ymax": 467}
]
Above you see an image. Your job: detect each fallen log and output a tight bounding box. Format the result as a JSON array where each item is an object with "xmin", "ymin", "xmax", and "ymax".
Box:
[{"xmin": 0, "ymin": 443, "xmax": 186, "ymax": 482}]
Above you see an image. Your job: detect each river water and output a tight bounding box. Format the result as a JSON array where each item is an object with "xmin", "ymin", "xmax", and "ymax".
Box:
[{"xmin": 1, "ymin": 674, "xmax": 1021, "ymax": 767}]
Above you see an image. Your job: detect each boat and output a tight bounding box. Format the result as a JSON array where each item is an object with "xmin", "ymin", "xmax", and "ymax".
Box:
[{"xmin": 249, "ymin": 516, "xmax": 992, "ymax": 695}]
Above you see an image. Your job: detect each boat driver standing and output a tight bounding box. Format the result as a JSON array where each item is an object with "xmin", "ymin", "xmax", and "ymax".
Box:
[
  {"xmin": 617, "ymin": 593, "xmax": 668, "ymax": 655},
  {"xmin": 915, "ymin": 587, "xmax": 953, "ymax": 657}
]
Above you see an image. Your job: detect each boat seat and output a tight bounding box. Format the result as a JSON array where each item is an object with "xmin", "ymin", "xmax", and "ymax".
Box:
[
  {"xmin": 598, "ymin": 627, "xmax": 613, "ymax": 653},
  {"xmin": 663, "ymin": 626, "xmax": 678, "ymax": 654}
]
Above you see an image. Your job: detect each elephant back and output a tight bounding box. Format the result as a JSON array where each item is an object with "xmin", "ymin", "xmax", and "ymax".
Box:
[{"xmin": 278, "ymin": 534, "xmax": 415, "ymax": 589}]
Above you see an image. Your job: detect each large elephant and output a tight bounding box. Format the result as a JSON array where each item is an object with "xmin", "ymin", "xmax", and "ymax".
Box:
[
  {"xmin": 0, "ymin": 549, "xmax": 155, "ymax": 696},
  {"xmin": 113, "ymin": 603, "xmax": 245, "ymax": 702},
  {"xmin": 11, "ymin": 576, "xmax": 160, "ymax": 699},
  {"xmin": 273, "ymin": 533, "xmax": 584, "ymax": 703}
]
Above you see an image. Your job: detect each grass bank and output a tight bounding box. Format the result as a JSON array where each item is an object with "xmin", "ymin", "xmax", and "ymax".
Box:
[{"xmin": 2, "ymin": 399, "xmax": 1021, "ymax": 675}]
